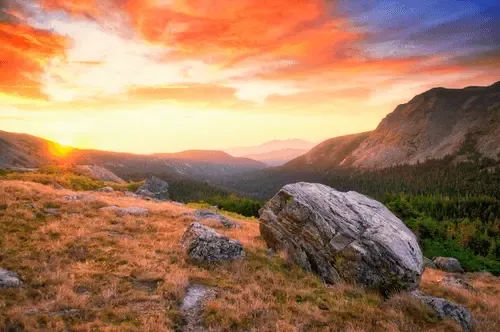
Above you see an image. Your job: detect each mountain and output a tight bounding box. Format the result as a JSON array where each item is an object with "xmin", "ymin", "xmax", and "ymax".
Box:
[
  {"xmin": 153, "ymin": 150, "xmax": 262, "ymax": 167},
  {"xmin": 0, "ymin": 130, "xmax": 60, "ymax": 169},
  {"xmin": 284, "ymin": 132, "xmax": 372, "ymax": 170},
  {"xmin": 243, "ymin": 148, "xmax": 311, "ymax": 166},
  {"xmin": 226, "ymin": 139, "xmax": 316, "ymax": 157},
  {"xmin": 286, "ymin": 81, "xmax": 500, "ymax": 170},
  {"xmin": 0, "ymin": 130, "xmax": 266, "ymax": 182}
]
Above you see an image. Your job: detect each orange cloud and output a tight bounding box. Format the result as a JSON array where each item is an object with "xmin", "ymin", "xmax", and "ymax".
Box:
[
  {"xmin": 127, "ymin": 84, "xmax": 255, "ymax": 109},
  {"xmin": 0, "ymin": 23, "xmax": 67, "ymax": 100}
]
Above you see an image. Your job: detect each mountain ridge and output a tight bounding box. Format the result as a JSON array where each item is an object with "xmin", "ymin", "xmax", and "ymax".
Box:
[
  {"xmin": 286, "ymin": 81, "xmax": 500, "ymax": 170},
  {"xmin": 0, "ymin": 130, "xmax": 266, "ymax": 181}
]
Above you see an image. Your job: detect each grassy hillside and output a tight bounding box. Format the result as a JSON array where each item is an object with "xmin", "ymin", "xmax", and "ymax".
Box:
[{"xmin": 1, "ymin": 181, "xmax": 500, "ymax": 331}]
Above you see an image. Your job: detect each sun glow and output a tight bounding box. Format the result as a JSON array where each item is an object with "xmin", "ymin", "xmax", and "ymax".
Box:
[{"xmin": 48, "ymin": 139, "xmax": 74, "ymax": 157}]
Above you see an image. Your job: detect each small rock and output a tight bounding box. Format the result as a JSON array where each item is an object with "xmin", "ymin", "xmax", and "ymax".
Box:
[
  {"xmin": 52, "ymin": 183, "xmax": 64, "ymax": 190},
  {"xmin": 64, "ymin": 194, "xmax": 97, "ymax": 201},
  {"xmin": 181, "ymin": 223, "xmax": 245, "ymax": 263},
  {"xmin": 423, "ymin": 257, "xmax": 438, "ymax": 269},
  {"xmin": 136, "ymin": 189, "xmax": 156, "ymax": 198},
  {"xmin": 439, "ymin": 275, "xmax": 475, "ymax": 291},
  {"xmin": 172, "ymin": 201, "xmax": 185, "ymax": 206},
  {"xmin": 192, "ymin": 209, "xmax": 240, "ymax": 228},
  {"xmin": 181, "ymin": 284, "xmax": 216, "ymax": 332},
  {"xmin": 24, "ymin": 203, "xmax": 36, "ymax": 209},
  {"xmin": 135, "ymin": 176, "xmax": 169, "ymax": 200},
  {"xmin": 97, "ymin": 186, "xmax": 114, "ymax": 193},
  {"xmin": 433, "ymin": 257, "xmax": 464, "ymax": 273},
  {"xmin": 0, "ymin": 268, "xmax": 23, "ymax": 289},
  {"xmin": 24, "ymin": 309, "xmax": 80, "ymax": 316},
  {"xmin": 124, "ymin": 191, "xmax": 139, "ymax": 198},
  {"xmin": 100, "ymin": 206, "xmax": 149, "ymax": 216},
  {"xmin": 412, "ymin": 291, "xmax": 473, "ymax": 332},
  {"xmin": 44, "ymin": 208, "xmax": 60, "ymax": 215}
]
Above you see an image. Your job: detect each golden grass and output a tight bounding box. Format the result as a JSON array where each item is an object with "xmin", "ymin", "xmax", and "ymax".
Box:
[{"xmin": 0, "ymin": 180, "xmax": 499, "ymax": 331}]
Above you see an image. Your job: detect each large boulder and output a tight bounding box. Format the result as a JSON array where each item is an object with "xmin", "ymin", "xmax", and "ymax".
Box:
[
  {"xmin": 0, "ymin": 268, "xmax": 23, "ymax": 288},
  {"xmin": 181, "ymin": 223, "xmax": 245, "ymax": 263},
  {"xmin": 259, "ymin": 183, "xmax": 424, "ymax": 294},
  {"xmin": 136, "ymin": 176, "xmax": 169, "ymax": 200},
  {"xmin": 412, "ymin": 291, "xmax": 473, "ymax": 332},
  {"xmin": 433, "ymin": 257, "xmax": 464, "ymax": 273}
]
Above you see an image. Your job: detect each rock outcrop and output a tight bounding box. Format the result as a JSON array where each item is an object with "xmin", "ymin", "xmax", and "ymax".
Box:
[
  {"xmin": 434, "ymin": 257, "xmax": 464, "ymax": 273},
  {"xmin": 181, "ymin": 223, "xmax": 245, "ymax": 263},
  {"xmin": 259, "ymin": 183, "xmax": 424, "ymax": 294},
  {"xmin": 412, "ymin": 291, "xmax": 473, "ymax": 332},
  {"xmin": 0, "ymin": 268, "xmax": 23, "ymax": 288},
  {"xmin": 73, "ymin": 165, "xmax": 126, "ymax": 183},
  {"xmin": 100, "ymin": 206, "xmax": 149, "ymax": 216},
  {"xmin": 136, "ymin": 176, "xmax": 169, "ymax": 200}
]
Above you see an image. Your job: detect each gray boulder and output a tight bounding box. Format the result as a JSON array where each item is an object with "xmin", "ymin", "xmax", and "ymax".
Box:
[
  {"xmin": 439, "ymin": 275, "xmax": 475, "ymax": 291},
  {"xmin": 412, "ymin": 291, "xmax": 473, "ymax": 332},
  {"xmin": 64, "ymin": 194, "xmax": 97, "ymax": 201},
  {"xmin": 52, "ymin": 183, "xmax": 64, "ymax": 190},
  {"xmin": 0, "ymin": 268, "xmax": 23, "ymax": 288},
  {"xmin": 259, "ymin": 183, "xmax": 424, "ymax": 294},
  {"xmin": 181, "ymin": 223, "xmax": 245, "ymax": 264},
  {"xmin": 434, "ymin": 257, "xmax": 464, "ymax": 273},
  {"xmin": 100, "ymin": 206, "xmax": 149, "ymax": 216},
  {"xmin": 136, "ymin": 176, "xmax": 169, "ymax": 200},
  {"xmin": 424, "ymin": 257, "xmax": 438, "ymax": 269}
]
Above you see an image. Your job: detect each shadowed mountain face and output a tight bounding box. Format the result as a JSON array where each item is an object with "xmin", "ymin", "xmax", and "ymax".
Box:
[
  {"xmin": 284, "ymin": 132, "xmax": 372, "ymax": 170},
  {"xmin": 0, "ymin": 131, "xmax": 266, "ymax": 181},
  {"xmin": 286, "ymin": 81, "xmax": 500, "ymax": 170}
]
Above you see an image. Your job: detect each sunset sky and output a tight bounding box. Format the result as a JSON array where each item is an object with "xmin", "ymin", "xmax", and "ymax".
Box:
[{"xmin": 1, "ymin": 0, "xmax": 499, "ymax": 153}]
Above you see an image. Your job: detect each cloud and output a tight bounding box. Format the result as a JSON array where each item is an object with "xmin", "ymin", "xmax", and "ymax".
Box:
[
  {"xmin": 4, "ymin": 0, "xmax": 499, "ymax": 112},
  {"xmin": 0, "ymin": 20, "xmax": 67, "ymax": 101},
  {"xmin": 127, "ymin": 84, "xmax": 255, "ymax": 109}
]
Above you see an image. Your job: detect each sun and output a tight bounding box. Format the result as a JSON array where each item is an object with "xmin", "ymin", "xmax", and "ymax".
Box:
[{"xmin": 48, "ymin": 136, "xmax": 75, "ymax": 157}]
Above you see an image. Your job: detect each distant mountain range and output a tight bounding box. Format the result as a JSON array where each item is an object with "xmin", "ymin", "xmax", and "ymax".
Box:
[
  {"xmin": 225, "ymin": 139, "xmax": 316, "ymax": 166},
  {"xmin": 286, "ymin": 81, "xmax": 500, "ymax": 170},
  {"xmin": 2, "ymin": 81, "xmax": 499, "ymax": 187},
  {"xmin": 0, "ymin": 130, "xmax": 266, "ymax": 182}
]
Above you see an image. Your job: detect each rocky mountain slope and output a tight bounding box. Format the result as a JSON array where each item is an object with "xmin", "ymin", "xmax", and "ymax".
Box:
[
  {"xmin": 287, "ymin": 81, "xmax": 500, "ymax": 169},
  {"xmin": 0, "ymin": 130, "xmax": 266, "ymax": 181},
  {"xmin": 285, "ymin": 132, "xmax": 372, "ymax": 170}
]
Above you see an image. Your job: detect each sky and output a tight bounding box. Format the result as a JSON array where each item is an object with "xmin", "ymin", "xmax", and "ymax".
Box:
[{"xmin": 0, "ymin": 0, "xmax": 499, "ymax": 153}]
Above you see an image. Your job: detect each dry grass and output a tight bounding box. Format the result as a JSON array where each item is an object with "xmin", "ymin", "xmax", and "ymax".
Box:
[{"xmin": 0, "ymin": 180, "xmax": 499, "ymax": 331}]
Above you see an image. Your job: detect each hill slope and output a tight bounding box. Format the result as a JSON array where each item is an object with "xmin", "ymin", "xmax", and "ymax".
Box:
[
  {"xmin": 285, "ymin": 132, "xmax": 372, "ymax": 170},
  {"xmin": 286, "ymin": 81, "xmax": 500, "ymax": 170},
  {"xmin": 1, "ymin": 180, "xmax": 499, "ymax": 330},
  {"xmin": 0, "ymin": 130, "xmax": 266, "ymax": 181}
]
